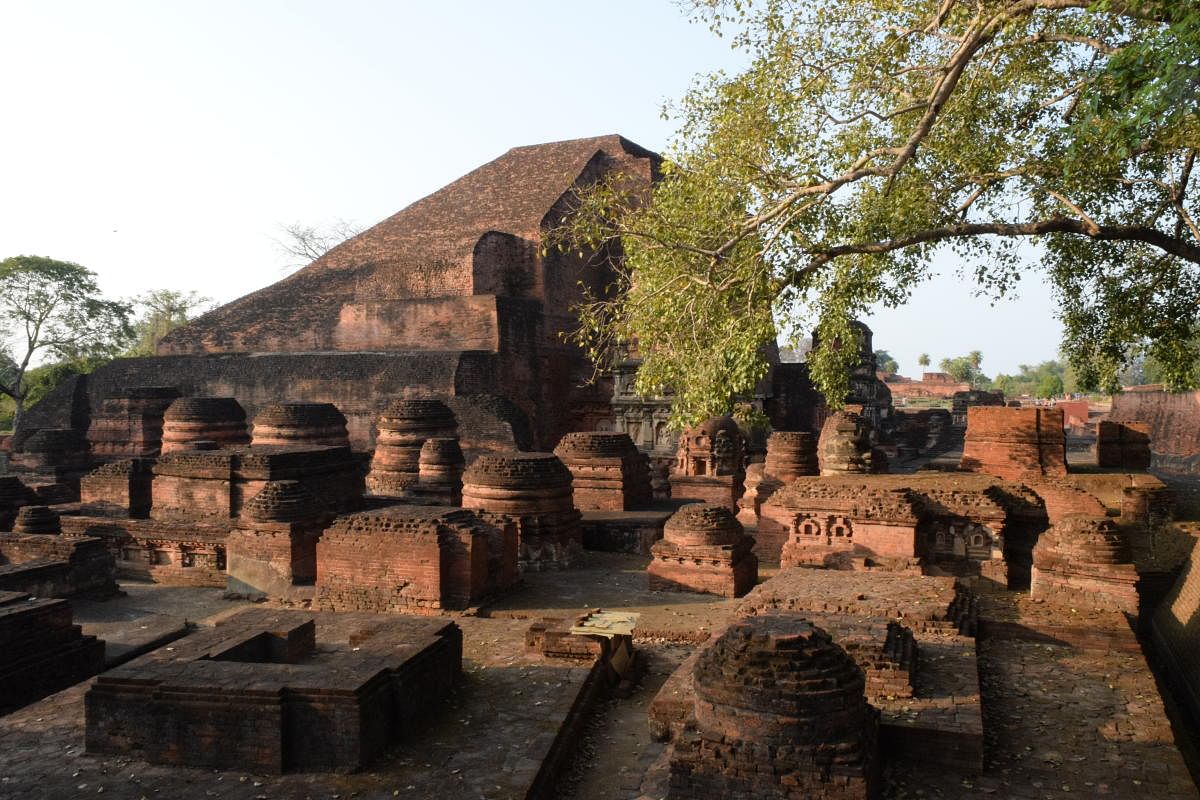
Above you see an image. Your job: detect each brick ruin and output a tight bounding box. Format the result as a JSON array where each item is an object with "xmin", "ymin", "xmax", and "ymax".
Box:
[
  {"xmin": 461, "ymin": 451, "xmax": 582, "ymax": 570},
  {"xmin": 367, "ymin": 399, "xmax": 458, "ymax": 495},
  {"xmin": 670, "ymin": 415, "xmax": 747, "ymax": 510},
  {"xmin": 160, "ymin": 396, "xmax": 251, "ymax": 453},
  {"xmin": 1, "ymin": 591, "xmax": 104, "ymax": 715},
  {"xmin": 553, "ymin": 431, "xmax": 652, "ymax": 511},
  {"xmin": 1032, "ymin": 514, "xmax": 1140, "ymax": 615},
  {"xmin": 959, "ymin": 406, "xmax": 1067, "ymax": 481},
  {"xmin": 1096, "ymin": 419, "xmax": 1153, "ymax": 469},
  {"xmin": 250, "ymin": 401, "xmax": 351, "ymax": 448},
  {"xmin": 667, "ymin": 614, "xmax": 880, "ymax": 799},
  {"xmin": 87, "ymin": 387, "xmax": 180, "ymax": 462},
  {"xmin": 85, "ymin": 610, "xmax": 461, "ymax": 773},
  {"xmin": 225, "ymin": 480, "xmax": 328, "ymax": 600},
  {"xmin": 818, "ymin": 410, "xmax": 875, "ymax": 475},
  {"xmin": 648, "ymin": 503, "xmax": 758, "ymax": 597},
  {"xmin": 738, "ymin": 431, "xmax": 820, "ymax": 559},
  {"xmin": 315, "ymin": 506, "xmax": 517, "ymax": 612}
]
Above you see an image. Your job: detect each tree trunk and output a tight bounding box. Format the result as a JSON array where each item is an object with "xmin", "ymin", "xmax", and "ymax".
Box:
[{"xmin": 10, "ymin": 397, "xmax": 25, "ymax": 439}]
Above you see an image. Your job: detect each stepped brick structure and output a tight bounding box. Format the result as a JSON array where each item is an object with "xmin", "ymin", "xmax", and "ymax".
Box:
[
  {"xmin": 79, "ymin": 458, "xmax": 154, "ymax": 517},
  {"xmin": 0, "ymin": 528, "xmax": 118, "ymax": 598},
  {"xmin": 85, "ymin": 610, "xmax": 461, "ymax": 773},
  {"xmin": 12, "ymin": 505, "xmax": 61, "ymax": 534},
  {"xmin": 251, "ymin": 402, "xmax": 350, "ymax": 448},
  {"xmin": 553, "ymin": 431, "xmax": 652, "ymax": 511},
  {"xmin": 151, "ymin": 444, "xmax": 363, "ymax": 520},
  {"xmin": 1032, "ymin": 515, "xmax": 1139, "ymax": 615},
  {"xmin": 226, "ymin": 481, "xmax": 328, "ymax": 599},
  {"xmin": 316, "ymin": 506, "xmax": 517, "ymax": 612},
  {"xmin": 818, "ymin": 411, "xmax": 874, "ymax": 475},
  {"xmin": 22, "ymin": 136, "xmax": 666, "ymax": 457},
  {"xmin": 461, "ymin": 451, "xmax": 582, "ymax": 570},
  {"xmin": 670, "ymin": 416, "xmax": 746, "ymax": 510},
  {"xmin": 960, "ymin": 406, "xmax": 1067, "ymax": 480},
  {"xmin": 0, "ymin": 591, "xmax": 105, "ymax": 715},
  {"xmin": 761, "ymin": 474, "xmax": 1048, "ymax": 585},
  {"xmin": 1095, "ymin": 420, "xmax": 1152, "ymax": 469},
  {"xmin": 367, "ymin": 399, "xmax": 458, "ymax": 495},
  {"xmin": 668, "ymin": 615, "xmax": 879, "ymax": 799},
  {"xmin": 160, "ymin": 397, "xmax": 251, "ymax": 453},
  {"xmin": 86, "ymin": 387, "xmax": 180, "ymax": 461},
  {"xmin": 409, "ymin": 437, "xmax": 466, "ymax": 506},
  {"xmin": 648, "ymin": 503, "xmax": 757, "ymax": 597}
]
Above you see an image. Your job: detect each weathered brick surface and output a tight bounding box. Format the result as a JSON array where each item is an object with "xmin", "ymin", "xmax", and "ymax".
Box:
[
  {"xmin": 960, "ymin": 406, "xmax": 1067, "ymax": 480},
  {"xmin": 367, "ymin": 399, "xmax": 458, "ymax": 495},
  {"xmin": 1031, "ymin": 514, "xmax": 1140, "ymax": 615},
  {"xmin": 251, "ymin": 401, "xmax": 350, "ymax": 448},
  {"xmin": 1096, "ymin": 419, "xmax": 1153, "ymax": 468},
  {"xmin": 0, "ymin": 474, "xmax": 36, "ymax": 530},
  {"xmin": 0, "ymin": 592, "xmax": 104, "ymax": 715},
  {"xmin": 667, "ymin": 615, "xmax": 880, "ymax": 799},
  {"xmin": 80, "ymin": 458, "xmax": 154, "ymax": 517},
  {"xmin": 1108, "ymin": 386, "xmax": 1200, "ymax": 475},
  {"xmin": 225, "ymin": 481, "xmax": 327, "ymax": 599},
  {"xmin": 86, "ymin": 387, "xmax": 180, "ymax": 460},
  {"xmin": 554, "ymin": 431, "xmax": 652, "ymax": 511},
  {"xmin": 60, "ymin": 515, "xmax": 231, "ymax": 587},
  {"xmin": 84, "ymin": 610, "xmax": 461, "ymax": 773},
  {"xmin": 818, "ymin": 411, "xmax": 875, "ymax": 475},
  {"xmin": 160, "ymin": 397, "xmax": 250, "ymax": 452},
  {"xmin": 461, "ymin": 451, "xmax": 582, "ymax": 570},
  {"xmin": 316, "ymin": 506, "xmax": 515, "ymax": 612},
  {"xmin": 648, "ymin": 504, "xmax": 757, "ymax": 598},
  {"xmin": 1152, "ymin": 529, "xmax": 1200, "ymax": 723},
  {"xmin": 670, "ymin": 416, "xmax": 746, "ymax": 511},
  {"xmin": 0, "ymin": 531, "xmax": 118, "ymax": 598}
]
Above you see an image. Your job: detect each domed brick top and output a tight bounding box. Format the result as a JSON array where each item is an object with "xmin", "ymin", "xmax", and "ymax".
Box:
[
  {"xmin": 243, "ymin": 480, "xmax": 321, "ymax": 523},
  {"xmin": 554, "ymin": 432, "xmax": 640, "ymax": 460},
  {"xmin": 694, "ymin": 415, "xmax": 741, "ymax": 440},
  {"xmin": 664, "ymin": 503, "xmax": 745, "ymax": 548},
  {"xmin": 252, "ymin": 402, "xmax": 350, "ymax": 447},
  {"xmin": 1034, "ymin": 514, "xmax": 1133, "ymax": 567},
  {"xmin": 817, "ymin": 411, "xmax": 873, "ymax": 475},
  {"xmin": 161, "ymin": 397, "xmax": 250, "ymax": 453},
  {"xmin": 376, "ymin": 399, "xmax": 457, "ymax": 433},
  {"xmin": 462, "ymin": 452, "xmax": 574, "ymax": 490},
  {"xmin": 12, "ymin": 505, "xmax": 61, "ymax": 534},
  {"xmin": 692, "ymin": 615, "xmax": 872, "ymax": 749},
  {"xmin": 764, "ymin": 431, "xmax": 819, "ymax": 482},
  {"xmin": 419, "ymin": 437, "xmax": 465, "ymax": 470}
]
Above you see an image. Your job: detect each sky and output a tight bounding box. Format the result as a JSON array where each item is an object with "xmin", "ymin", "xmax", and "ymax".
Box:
[{"xmin": 0, "ymin": 1, "xmax": 1065, "ymax": 378}]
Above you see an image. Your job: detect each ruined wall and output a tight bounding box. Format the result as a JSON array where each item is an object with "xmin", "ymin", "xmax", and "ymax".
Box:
[
  {"xmin": 960, "ymin": 407, "xmax": 1067, "ymax": 481},
  {"xmin": 1109, "ymin": 388, "xmax": 1200, "ymax": 475},
  {"xmin": 1152, "ymin": 533, "xmax": 1200, "ymax": 721}
]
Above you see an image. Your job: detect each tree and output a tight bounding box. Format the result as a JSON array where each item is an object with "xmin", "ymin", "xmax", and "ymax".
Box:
[
  {"xmin": 917, "ymin": 353, "xmax": 931, "ymax": 368},
  {"xmin": 552, "ymin": 0, "xmax": 1199, "ymax": 426},
  {"xmin": 874, "ymin": 349, "xmax": 899, "ymax": 374},
  {"xmin": 939, "ymin": 353, "xmax": 990, "ymax": 388},
  {"xmin": 274, "ymin": 219, "xmax": 363, "ymax": 271},
  {"xmin": 127, "ymin": 290, "xmax": 212, "ymax": 356},
  {"xmin": 0, "ymin": 256, "xmax": 132, "ymax": 434},
  {"xmin": 1036, "ymin": 373, "xmax": 1066, "ymax": 398}
]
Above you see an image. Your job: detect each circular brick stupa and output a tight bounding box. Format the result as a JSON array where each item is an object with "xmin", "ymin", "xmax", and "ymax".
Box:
[
  {"xmin": 764, "ymin": 431, "xmax": 820, "ymax": 482},
  {"xmin": 1031, "ymin": 514, "xmax": 1139, "ymax": 614},
  {"xmin": 818, "ymin": 411, "xmax": 874, "ymax": 475},
  {"xmin": 461, "ymin": 451, "xmax": 581, "ymax": 570},
  {"xmin": 669, "ymin": 615, "xmax": 879, "ymax": 799},
  {"xmin": 243, "ymin": 480, "xmax": 322, "ymax": 524},
  {"xmin": 553, "ymin": 431, "xmax": 652, "ymax": 511},
  {"xmin": 367, "ymin": 399, "xmax": 458, "ymax": 495},
  {"xmin": 251, "ymin": 402, "xmax": 350, "ymax": 448},
  {"xmin": 12, "ymin": 505, "xmax": 62, "ymax": 535},
  {"xmin": 160, "ymin": 397, "xmax": 250, "ymax": 453},
  {"xmin": 413, "ymin": 438, "xmax": 466, "ymax": 506},
  {"xmin": 649, "ymin": 503, "xmax": 757, "ymax": 597}
]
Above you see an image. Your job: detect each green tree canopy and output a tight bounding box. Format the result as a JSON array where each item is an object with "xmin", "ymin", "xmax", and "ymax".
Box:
[
  {"xmin": 993, "ymin": 359, "xmax": 1077, "ymax": 397},
  {"xmin": 874, "ymin": 349, "xmax": 899, "ymax": 374},
  {"xmin": 553, "ymin": 0, "xmax": 1199, "ymax": 426},
  {"xmin": 917, "ymin": 353, "xmax": 931, "ymax": 368},
  {"xmin": 939, "ymin": 353, "xmax": 991, "ymax": 388},
  {"xmin": 1036, "ymin": 372, "xmax": 1066, "ymax": 398},
  {"xmin": 127, "ymin": 290, "xmax": 212, "ymax": 356},
  {"xmin": 0, "ymin": 256, "xmax": 131, "ymax": 434}
]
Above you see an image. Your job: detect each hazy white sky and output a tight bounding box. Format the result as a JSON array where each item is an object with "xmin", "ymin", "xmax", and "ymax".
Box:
[{"xmin": 0, "ymin": 1, "xmax": 1064, "ymax": 378}]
